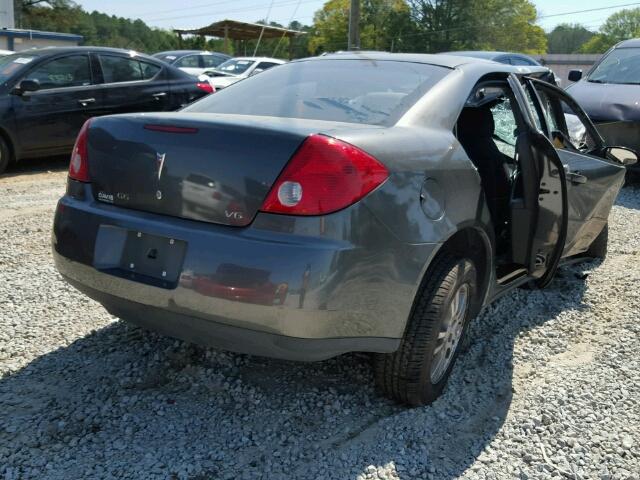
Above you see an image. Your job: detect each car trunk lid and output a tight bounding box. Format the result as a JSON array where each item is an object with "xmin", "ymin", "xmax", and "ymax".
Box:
[{"xmin": 87, "ymin": 113, "xmax": 369, "ymax": 226}]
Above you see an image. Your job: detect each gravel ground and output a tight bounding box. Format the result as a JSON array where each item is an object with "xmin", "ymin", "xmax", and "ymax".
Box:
[{"xmin": 0, "ymin": 162, "xmax": 638, "ymax": 480}]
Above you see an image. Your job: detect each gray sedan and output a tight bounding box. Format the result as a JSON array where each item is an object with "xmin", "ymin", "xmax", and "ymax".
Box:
[{"xmin": 53, "ymin": 52, "xmax": 634, "ymax": 406}]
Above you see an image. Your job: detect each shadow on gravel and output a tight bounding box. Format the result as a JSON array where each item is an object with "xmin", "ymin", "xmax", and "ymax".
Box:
[
  {"xmin": 1, "ymin": 156, "xmax": 68, "ymax": 179},
  {"xmin": 0, "ymin": 264, "xmax": 593, "ymax": 479},
  {"xmin": 617, "ymin": 181, "xmax": 640, "ymax": 210}
]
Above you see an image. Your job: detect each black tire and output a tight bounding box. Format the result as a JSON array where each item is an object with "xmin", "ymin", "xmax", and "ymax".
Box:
[
  {"xmin": 0, "ymin": 137, "xmax": 10, "ymax": 176},
  {"xmin": 374, "ymin": 253, "xmax": 477, "ymax": 406},
  {"xmin": 586, "ymin": 223, "xmax": 608, "ymax": 260}
]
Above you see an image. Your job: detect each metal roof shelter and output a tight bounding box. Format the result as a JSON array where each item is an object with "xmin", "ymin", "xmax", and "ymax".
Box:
[{"xmin": 174, "ymin": 19, "xmax": 305, "ymax": 59}]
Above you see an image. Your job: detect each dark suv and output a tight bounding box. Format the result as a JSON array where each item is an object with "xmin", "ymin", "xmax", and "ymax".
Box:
[{"xmin": 0, "ymin": 47, "xmax": 213, "ymax": 174}]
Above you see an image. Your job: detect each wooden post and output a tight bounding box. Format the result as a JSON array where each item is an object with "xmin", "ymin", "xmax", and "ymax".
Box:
[
  {"xmin": 288, "ymin": 35, "xmax": 294, "ymax": 60},
  {"xmin": 224, "ymin": 26, "xmax": 229, "ymax": 54},
  {"xmin": 348, "ymin": 0, "xmax": 360, "ymax": 50}
]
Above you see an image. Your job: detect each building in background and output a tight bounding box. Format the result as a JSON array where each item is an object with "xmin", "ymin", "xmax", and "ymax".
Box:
[
  {"xmin": 0, "ymin": 29, "xmax": 83, "ymax": 51},
  {"xmin": 0, "ymin": 0, "xmax": 14, "ymax": 29},
  {"xmin": 0, "ymin": 0, "xmax": 82, "ymax": 52}
]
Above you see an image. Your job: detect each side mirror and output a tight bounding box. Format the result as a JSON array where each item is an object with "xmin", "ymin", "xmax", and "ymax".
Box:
[
  {"xmin": 568, "ymin": 70, "xmax": 583, "ymax": 82},
  {"xmin": 12, "ymin": 79, "xmax": 40, "ymax": 95},
  {"xmin": 249, "ymin": 68, "xmax": 264, "ymax": 77},
  {"xmin": 605, "ymin": 146, "xmax": 638, "ymax": 166}
]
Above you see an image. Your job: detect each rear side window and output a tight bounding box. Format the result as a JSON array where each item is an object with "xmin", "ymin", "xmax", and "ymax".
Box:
[
  {"xmin": 202, "ymin": 55, "xmax": 225, "ymax": 68},
  {"xmin": 175, "ymin": 55, "xmax": 200, "ymax": 68},
  {"xmin": 511, "ymin": 56, "xmax": 536, "ymax": 66},
  {"xmin": 140, "ymin": 61, "xmax": 160, "ymax": 79},
  {"xmin": 256, "ymin": 62, "xmax": 280, "ymax": 71},
  {"xmin": 184, "ymin": 59, "xmax": 451, "ymax": 126},
  {"xmin": 100, "ymin": 55, "xmax": 144, "ymax": 83},
  {"xmin": 24, "ymin": 55, "xmax": 91, "ymax": 90}
]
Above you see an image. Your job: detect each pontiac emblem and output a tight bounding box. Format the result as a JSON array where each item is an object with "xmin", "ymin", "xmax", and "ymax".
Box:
[{"xmin": 156, "ymin": 152, "xmax": 166, "ymax": 181}]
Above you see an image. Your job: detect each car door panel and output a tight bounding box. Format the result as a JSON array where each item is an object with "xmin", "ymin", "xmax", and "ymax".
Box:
[
  {"xmin": 12, "ymin": 53, "xmax": 101, "ymax": 155},
  {"xmin": 557, "ymin": 150, "xmax": 624, "ymax": 254},
  {"xmin": 527, "ymin": 78, "xmax": 626, "ymax": 256},
  {"xmin": 506, "ymin": 74, "xmax": 569, "ymax": 286}
]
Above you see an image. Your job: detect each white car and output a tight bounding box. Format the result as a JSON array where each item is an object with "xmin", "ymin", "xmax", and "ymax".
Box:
[
  {"xmin": 152, "ymin": 50, "xmax": 230, "ymax": 77},
  {"xmin": 203, "ymin": 57, "xmax": 286, "ymax": 90}
]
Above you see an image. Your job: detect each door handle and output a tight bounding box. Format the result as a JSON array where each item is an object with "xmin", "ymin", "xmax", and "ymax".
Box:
[
  {"xmin": 77, "ymin": 98, "xmax": 95, "ymax": 106},
  {"xmin": 153, "ymin": 92, "xmax": 167, "ymax": 99},
  {"xmin": 566, "ymin": 171, "xmax": 587, "ymax": 184}
]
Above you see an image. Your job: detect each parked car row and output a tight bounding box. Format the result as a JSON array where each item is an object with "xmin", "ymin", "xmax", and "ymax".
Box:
[
  {"xmin": 0, "ymin": 46, "xmax": 290, "ymax": 174},
  {"xmin": 0, "ymin": 47, "xmax": 218, "ymax": 174}
]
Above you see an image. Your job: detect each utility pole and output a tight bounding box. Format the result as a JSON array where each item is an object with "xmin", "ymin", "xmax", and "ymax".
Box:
[{"xmin": 348, "ymin": 0, "xmax": 360, "ymax": 50}]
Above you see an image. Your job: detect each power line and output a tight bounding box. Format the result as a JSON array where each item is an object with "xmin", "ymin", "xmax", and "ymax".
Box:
[
  {"xmin": 272, "ymin": 0, "xmax": 303, "ymax": 57},
  {"xmin": 253, "ymin": 0, "xmax": 276, "ymax": 56},
  {"xmin": 130, "ymin": 0, "xmax": 238, "ymax": 17},
  {"xmin": 377, "ymin": 2, "xmax": 640, "ymax": 41},
  {"xmin": 144, "ymin": 0, "xmax": 320, "ymax": 23},
  {"xmin": 536, "ymin": 2, "xmax": 640, "ymax": 20}
]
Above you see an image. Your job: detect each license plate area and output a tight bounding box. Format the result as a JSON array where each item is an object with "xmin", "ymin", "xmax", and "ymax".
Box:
[{"xmin": 94, "ymin": 225, "xmax": 186, "ymax": 289}]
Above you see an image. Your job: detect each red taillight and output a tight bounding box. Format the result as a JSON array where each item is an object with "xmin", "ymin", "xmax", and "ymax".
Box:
[
  {"xmin": 196, "ymin": 82, "xmax": 214, "ymax": 94},
  {"xmin": 68, "ymin": 119, "xmax": 91, "ymax": 182},
  {"xmin": 260, "ymin": 134, "xmax": 388, "ymax": 216}
]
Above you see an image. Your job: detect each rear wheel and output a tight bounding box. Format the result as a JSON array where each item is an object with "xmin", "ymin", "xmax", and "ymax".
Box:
[
  {"xmin": 586, "ymin": 223, "xmax": 608, "ymax": 260},
  {"xmin": 374, "ymin": 253, "xmax": 477, "ymax": 406},
  {"xmin": 0, "ymin": 137, "xmax": 10, "ymax": 176}
]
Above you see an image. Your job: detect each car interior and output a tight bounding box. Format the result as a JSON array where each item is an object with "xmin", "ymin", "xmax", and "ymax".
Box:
[{"xmin": 456, "ymin": 84, "xmax": 521, "ymax": 272}]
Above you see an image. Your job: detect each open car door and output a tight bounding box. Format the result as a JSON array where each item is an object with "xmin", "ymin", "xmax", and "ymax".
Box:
[{"xmin": 507, "ymin": 74, "xmax": 569, "ymax": 287}]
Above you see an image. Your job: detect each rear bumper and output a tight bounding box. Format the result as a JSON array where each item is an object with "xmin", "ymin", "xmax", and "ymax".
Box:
[
  {"xmin": 53, "ymin": 188, "xmax": 438, "ymax": 360},
  {"xmin": 59, "ymin": 273, "xmax": 398, "ymax": 361}
]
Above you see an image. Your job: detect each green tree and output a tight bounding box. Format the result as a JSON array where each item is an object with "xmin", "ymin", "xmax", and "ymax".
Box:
[
  {"xmin": 309, "ymin": 0, "xmax": 415, "ymax": 54},
  {"xmin": 580, "ymin": 8, "xmax": 640, "ymax": 53},
  {"xmin": 547, "ymin": 23, "xmax": 595, "ymax": 53},
  {"xmin": 406, "ymin": 0, "xmax": 546, "ymax": 53}
]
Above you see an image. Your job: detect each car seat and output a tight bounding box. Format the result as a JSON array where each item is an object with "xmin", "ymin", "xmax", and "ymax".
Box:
[{"xmin": 456, "ymin": 106, "xmax": 512, "ymax": 230}]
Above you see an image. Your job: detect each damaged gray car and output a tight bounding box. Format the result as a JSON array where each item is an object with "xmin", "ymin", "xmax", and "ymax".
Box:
[
  {"xmin": 53, "ymin": 53, "xmax": 636, "ymax": 406},
  {"xmin": 568, "ymin": 38, "xmax": 640, "ymax": 166}
]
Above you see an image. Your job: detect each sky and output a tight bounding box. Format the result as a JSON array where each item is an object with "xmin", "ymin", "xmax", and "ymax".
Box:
[{"xmin": 73, "ymin": 0, "xmax": 639, "ymax": 32}]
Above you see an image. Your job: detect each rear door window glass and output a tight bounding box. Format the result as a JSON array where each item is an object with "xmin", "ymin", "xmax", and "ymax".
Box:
[
  {"xmin": 533, "ymin": 86, "xmax": 598, "ymax": 153},
  {"xmin": 100, "ymin": 55, "xmax": 143, "ymax": 83},
  {"xmin": 256, "ymin": 62, "xmax": 280, "ymax": 71},
  {"xmin": 24, "ymin": 55, "xmax": 91, "ymax": 90},
  {"xmin": 175, "ymin": 55, "xmax": 200, "ymax": 68},
  {"xmin": 184, "ymin": 59, "xmax": 451, "ymax": 126},
  {"xmin": 202, "ymin": 55, "xmax": 225, "ymax": 68},
  {"xmin": 140, "ymin": 61, "xmax": 160, "ymax": 79}
]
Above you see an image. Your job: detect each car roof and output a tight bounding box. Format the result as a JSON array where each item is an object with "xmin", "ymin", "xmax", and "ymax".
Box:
[
  {"xmin": 442, "ymin": 51, "xmax": 507, "ymax": 59},
  {"xmin": 616, "ymin": 38, "xmax": 640, "ymax": 48},
  {"xmin": 154, "ymin": 50, "xmax": 229, "ymax": 57},
  {"xmin": 229, "ymin": 56, "xmax": 286, "ymax": 63},
  {"xmin": 303, "ymin": 51, "xmax": 547, "ymax": 74},
  {"xmin": 11, "ymin": 46, "xmax": 161, "ymax": 61}
]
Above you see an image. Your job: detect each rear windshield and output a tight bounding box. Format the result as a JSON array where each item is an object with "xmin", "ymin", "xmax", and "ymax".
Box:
[
  {"xmin": 0, "ymin": 53, "xmax": 41, "ymax": 83},
  {"xmin": 184, "ymin": 59, "xmax": 451, "ymax": 126}
]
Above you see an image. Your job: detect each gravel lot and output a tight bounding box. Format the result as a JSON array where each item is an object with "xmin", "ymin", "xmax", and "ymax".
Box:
[{"xmin": 1, "ymin": 161, "xmax": 638, "ymax": 480}]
